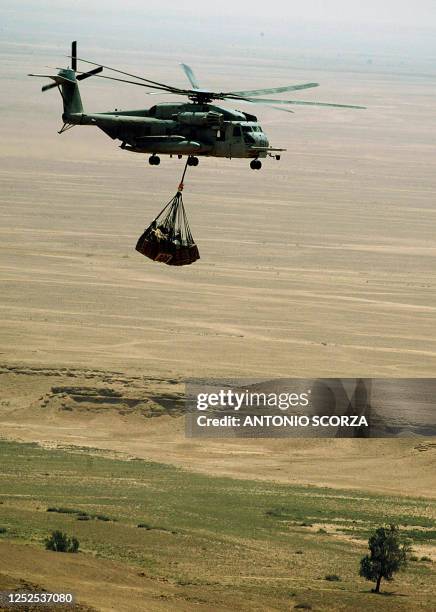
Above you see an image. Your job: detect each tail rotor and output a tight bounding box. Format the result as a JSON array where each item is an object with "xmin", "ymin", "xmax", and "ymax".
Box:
[
  {"xmin": 71, "ymin": 40, "xmax": 77, "ymax": 72},
  {"xmin": 29, "ymin": 41, "xmax": 103, "ymax": 131},
  {"xmin": 34, "ymin": 41, "xmax": 103, "ymax": 93}
]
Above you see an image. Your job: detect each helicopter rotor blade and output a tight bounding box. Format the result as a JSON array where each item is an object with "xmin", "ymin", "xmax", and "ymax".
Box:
[
  {"xmin": 180, "ymin": 63, "xmax": 200, "ymax": 89},
  {"xmin": 73, "ymin": 69, "xmax": 189, "ymax": 93},
  {"xmin": 71, "ymin": 41, "xmax": 77, "ymax": 71},
  {"xmin": 236, "ymin": 96, "xmax": 366, "ymax": 109},
  {"xmin": 65, "ymin": 54, "xmax": 366, "ymax": 109},
  {"xmin": 225, "ymin": 82, "xmax": 319, "ymax": 97},
  {"xmin": 265, "ymin": 105, "xmax": 294, "ymax": 113},
  {"xmin": 28, "ymin": 74, "xmax": 65, "ymax": 93},
  {"xmin": 233, "ymin": 98, "xmax": 294, "ymax": 114},
  {"xmin": 69, "ymin": 56, "xmax": 188, "ymax": 95},
  {"xmin": 39, "ymin": 66, "xmax": 104, "ymax": 92},
  {"xmin": 40, "ymin": 80, "xmax": 58, "ymax": 92},
  {"xmin": 76, "ymin": 66, "xmax": 103, "ymax": 81}
]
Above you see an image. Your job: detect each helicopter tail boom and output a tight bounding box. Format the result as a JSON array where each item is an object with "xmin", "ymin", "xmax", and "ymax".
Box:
[
  {"xmin": 29, "ymin": 69, "xmax": 84, "ymax": 117},
  {"xmin": 58, "ymin": 69, "xmax": 84, "ymax": 117},
  {"xmin": 29, "ymin": 42, "xmax": 104, "ymax": 125}
]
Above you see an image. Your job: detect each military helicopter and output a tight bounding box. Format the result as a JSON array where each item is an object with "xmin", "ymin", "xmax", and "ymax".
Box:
[{"xmin": 30, "ymin": 42, "xmax": 365, "ymax": 170}]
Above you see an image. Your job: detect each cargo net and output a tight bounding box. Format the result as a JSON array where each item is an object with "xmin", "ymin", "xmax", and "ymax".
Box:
[{"xmin": 136, "ymin": 190, "xmax": 200, "ymax": 266}]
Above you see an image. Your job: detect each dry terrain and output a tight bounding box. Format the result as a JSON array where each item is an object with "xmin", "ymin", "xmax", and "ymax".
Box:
[
  {"xmin": 0, "ymin": 40, "xmax": 435, "ymax": 611},
  {"xmin": 1, "ymin": 44, "xmax": 436, "ymax": 379},
  {"xmin": 0, "ymin": 365, "xmax": 435, "ymax": 499}
]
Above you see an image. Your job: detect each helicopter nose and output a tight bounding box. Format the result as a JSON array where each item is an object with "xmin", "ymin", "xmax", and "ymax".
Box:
[{"xmin": 257, "ymin": 132, "xmax": 269, "ymax": 147}]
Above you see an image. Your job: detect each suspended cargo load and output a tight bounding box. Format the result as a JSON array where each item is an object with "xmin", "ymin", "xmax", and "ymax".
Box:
[{"xmin": 136, "ymin": 190, "xmax": 200, "ymax": 267}]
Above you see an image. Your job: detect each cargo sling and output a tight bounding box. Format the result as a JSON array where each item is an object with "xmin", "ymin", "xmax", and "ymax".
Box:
[{"xmin": 136, "ymin": 159, "xmax": 200, "ymax": 266}]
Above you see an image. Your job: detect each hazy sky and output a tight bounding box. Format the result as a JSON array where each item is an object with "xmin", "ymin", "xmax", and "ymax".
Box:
[
  {"xmin": 3, "ymin": 0, "xmax": 436, "ymax": 28},
  {"xmin": 129, "ymin": 0, "xmax": 436, "ymax": 27},
  {"xmin": 2, "ymin": 0, "xmax": 436, "ymax": 73}
]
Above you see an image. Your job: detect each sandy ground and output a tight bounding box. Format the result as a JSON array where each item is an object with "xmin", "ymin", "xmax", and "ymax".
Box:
[
  {"xmin": 0, "ymin": 45, "xmax": 435, "ymax": 499},
  {"xmin": 1, "ymin": 45, "xmax": 436, "ymax": 380},
  {"xmin": 0, "ymin": 540, "xmax": 230, "ymax": 612}
]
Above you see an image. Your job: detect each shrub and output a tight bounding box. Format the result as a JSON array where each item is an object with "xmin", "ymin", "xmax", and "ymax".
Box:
[
  {"xmin": 0, "ymin": 527, "xmax": 7, "ymax": 534},
  {"xmin": 137, "ymin": 523, "xmax": 152, "ymax": 530},
  {"xmin": 325, "ymin": 574, "xmax": 341, "ymax": 581},
  {"xmin": 265, "ymin": 506, "xmax": 289, "ymax": 518},
  {"xmin": 420, "ymin": 556, "xmax": 432, "ymax": 562},
  {"xmin": 47, "ymin": 507, "xmax": 114, "ymax": 522},
  {"xmin": 69, "ymin": 537, "xmax": 79, "ymax": 553},
  {"xmin": 44, "ymin": 530, "xmax": 79, "ymax": 553},
  {"xmin": 294, "ymin": 604, "xmax": 312, "ymax": 610}
]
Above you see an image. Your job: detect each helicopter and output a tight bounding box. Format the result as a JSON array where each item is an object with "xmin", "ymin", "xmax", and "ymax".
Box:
[{"xmin": 30, "ymin": 42, "xmax": 365, "ymax": 170}]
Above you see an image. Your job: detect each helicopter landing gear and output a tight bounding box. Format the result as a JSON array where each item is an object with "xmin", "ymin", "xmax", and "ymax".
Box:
[
  {"xmin": 149, "ymin": 155, "xmax": 160, "ymax": 166},
  {"xmin": 187, "ymin": 156, "xmax": 199, "ymax": 167},
  {"xmin": 250, "ymin": 159, "xmax": 262, "ymax": 170}
]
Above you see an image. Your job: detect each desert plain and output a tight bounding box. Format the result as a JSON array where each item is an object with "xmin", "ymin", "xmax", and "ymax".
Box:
[{"xmin": 0, "ymin": 33, "xmax": 435, "ymax": 611}]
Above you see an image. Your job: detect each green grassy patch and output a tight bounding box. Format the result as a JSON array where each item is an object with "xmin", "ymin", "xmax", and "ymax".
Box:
[{"xmin": 0, "ymin": 440, "xmax": 434, "ymax": 611}]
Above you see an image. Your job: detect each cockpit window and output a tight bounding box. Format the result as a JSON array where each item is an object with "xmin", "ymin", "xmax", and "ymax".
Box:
[
  {"xmin": 241, "ymin": 125, "xmax": 263, "ymax": 133},
  {"xmin": 241, "ymin": 125, "xmax": 255, "ymax": 144}
]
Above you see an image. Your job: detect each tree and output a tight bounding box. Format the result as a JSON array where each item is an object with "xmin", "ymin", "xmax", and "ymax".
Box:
[
  {"xmin": 45, "ymin": 530, "xmax": 80, "ymax": 553},
  {"xmin": 359, "ymin": 524, "xmax": 410, "ymax": 593}
]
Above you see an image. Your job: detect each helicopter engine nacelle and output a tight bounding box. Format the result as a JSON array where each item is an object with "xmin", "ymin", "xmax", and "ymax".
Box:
[{"xmin": 176, "ymin": 111, "xmax": 223, "ymax": 127}]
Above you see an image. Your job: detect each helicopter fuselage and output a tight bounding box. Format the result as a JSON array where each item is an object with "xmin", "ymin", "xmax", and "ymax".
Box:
[
  {"xmin": 65, "ymin": 102, "xmax": 275, "ymax": 160},
  {"xmin": 32, "ymin": 44, "xmax": 363, "ymax": 170}
]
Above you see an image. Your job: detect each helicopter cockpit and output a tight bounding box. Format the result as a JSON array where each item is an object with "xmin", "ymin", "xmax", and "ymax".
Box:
[{"xmin": 233, "ymin": 123, "xmax": 269, "ymax": 147}]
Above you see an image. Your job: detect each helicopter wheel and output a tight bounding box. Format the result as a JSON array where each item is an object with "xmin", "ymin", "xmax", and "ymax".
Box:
[
  {"xmin": 187, "ymin": 156, "xmax": 199, "ymax": 167},
  {"xmin": 149, "ymin": 155, "xmax": 160, "ymax": 166},
  {"xmin": 250, "ymin": 159, "xmax": 262, "ymax": 170}
]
